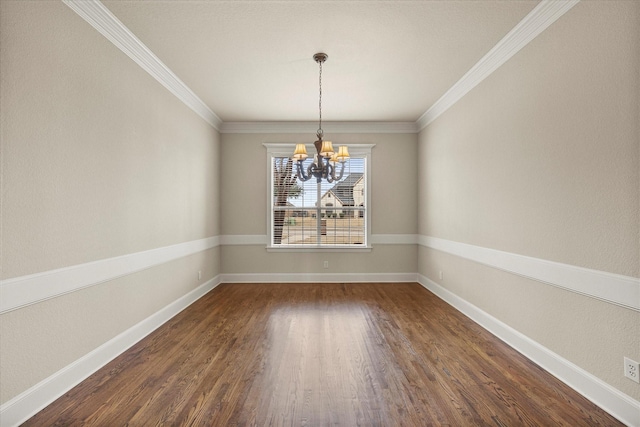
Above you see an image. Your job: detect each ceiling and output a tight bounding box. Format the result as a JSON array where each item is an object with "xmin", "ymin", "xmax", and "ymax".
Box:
[{"xmin": 100, "ymin": 1, "xmax": 539, "ymax": 123}]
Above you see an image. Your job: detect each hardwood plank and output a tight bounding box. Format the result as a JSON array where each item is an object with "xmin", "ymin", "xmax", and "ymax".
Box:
[{"xmin": 22, "ymin": 283, "xmax": 623, "ymax": 426}]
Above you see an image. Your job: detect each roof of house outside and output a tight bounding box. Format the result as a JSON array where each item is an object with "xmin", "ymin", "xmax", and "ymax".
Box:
[{"xmin": 325, "ymin": 173, "xmax": 363, "ymax": 205}]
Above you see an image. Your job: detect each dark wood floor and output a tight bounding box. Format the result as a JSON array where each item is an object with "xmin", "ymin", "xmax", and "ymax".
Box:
[{"xmin": 24, "ymin": 283, "xmax": 622, "ymax": 426}]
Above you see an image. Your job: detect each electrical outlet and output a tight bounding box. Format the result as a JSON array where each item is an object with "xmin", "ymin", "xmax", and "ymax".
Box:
[
  {"xmin": 323, "ymin": 261, "xmax": 329, "ymax": 269},
  {"xmin": 198, "ymin": 271, "xmax": 202, "ymax": 280},
  {"xmin": 624, "ymin": 357, "xmax": 639, "ymax": 383},
  {"xmin": 439, "ymin": 271, "xmax": 443, "ymax": 280}
]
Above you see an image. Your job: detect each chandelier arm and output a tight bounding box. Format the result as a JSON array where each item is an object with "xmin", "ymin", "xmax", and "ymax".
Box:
[
  {"xmin": 308, "ymin": 162, "xmax": 317, "ymax": 180},
  {"xmin": 326, "ymin": 160, "xmax": 336, "ymax": 183},
  {"xmin": 296, "ymin": 161, "xmax": 311, "ymax": 181},
  {"xmin": 295, "ymin": 162, "xmax": 304, "ymax": 180},
  {"xmin": 334, "ymin": 161, "xmax": 346, "ymax": 182}
]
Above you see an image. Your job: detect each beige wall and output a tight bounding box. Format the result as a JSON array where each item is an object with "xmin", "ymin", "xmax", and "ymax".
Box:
[
  {"xmin": 417, "ymin": 0, "xmax": 639, "ymax": 399},
  {"xmin": 220, "ymin": 132, "xmax": 418, "ymax": 275},
  {"xmin": 0, "ymin": 1, "xmax": 220, "ymax": 403},
  {"xmin": 2, "ymin": 0, "xmax": 638, "ymax": 416}
]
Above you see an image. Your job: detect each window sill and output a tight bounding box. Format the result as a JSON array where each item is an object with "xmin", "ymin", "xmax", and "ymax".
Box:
[{"xmin": 266, "ymin": 245, "xmax": 372, "ymax": 253}]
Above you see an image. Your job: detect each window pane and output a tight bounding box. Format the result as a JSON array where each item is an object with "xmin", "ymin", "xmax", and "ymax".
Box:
[
  {"xmin": 320, "ymin": 208, "xmax": 365, "ymax": 245},
  {"xmin": 272, "ymin": 155, "xmax": 366, "ymax": 247},
  {"xmin": 271, "ymin": 158, "xmax": 303, "ymax": 245},
  {"xmin": 275, "ymin": 208, "xmax": 318, "ymax": 245}
]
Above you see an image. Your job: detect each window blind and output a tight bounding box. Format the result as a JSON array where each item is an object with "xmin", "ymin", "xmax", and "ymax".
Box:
[{"xmin": 271, "ymin": 156, "xmax": 366, "ymax": 247}]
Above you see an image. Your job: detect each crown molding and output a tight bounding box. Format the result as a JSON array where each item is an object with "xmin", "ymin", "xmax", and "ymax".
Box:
[
  {"xmin": 416, "ymin": 0, "xmax": 580, "ymax": 131},
  {"xmin": 62, "ymin": 0, "xmax": 223, "ymax": 130},
  {"xmin": 62, "ymin": 1, "xmax": 415, "ymax": 135},
  {"xmin": 220, "ymin": 121, "xmax": 419, "ymax": 134},
  {"xmin": 64, "ymin": 0, "xmax": 579, "ymax": 135}
]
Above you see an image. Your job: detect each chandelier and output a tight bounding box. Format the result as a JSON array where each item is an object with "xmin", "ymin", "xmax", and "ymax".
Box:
[{"xmin": 292, "ymin": 53, "xmax": 350, "ymax": 183}]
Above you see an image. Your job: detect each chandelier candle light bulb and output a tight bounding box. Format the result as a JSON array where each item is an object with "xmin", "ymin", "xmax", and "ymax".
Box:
[
  {"xmin": 293, "ymin": 144, "xmax": 308, "ymax": 161},
  {"xmin": 336, "ymin": 146, "xmax": 349, "ymax": 162},
  {"xmin": 320, "ymin": 141, "xmax": 334, "ymax": 157}
]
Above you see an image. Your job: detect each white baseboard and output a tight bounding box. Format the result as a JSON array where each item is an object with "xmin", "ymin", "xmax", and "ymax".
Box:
[
  {"xmin": 220, "ymin": 272, "xmax": 418, "ymax": 284},
  {"xmin": 0, "ymin": 276, "xmax": 222, "ymax": 427},
  {"xmin": 417, "ymin": 274, "xmax": 640, "ymax": 427}
]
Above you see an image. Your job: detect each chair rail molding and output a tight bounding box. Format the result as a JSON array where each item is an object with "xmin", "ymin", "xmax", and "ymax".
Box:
[
  {"xmin": 0, "ymin": 237, "xmax": 220, "ymax": 315},
  {"xmin": 419, "ymin": 235, "xmax": 640, "ymax": 312}
]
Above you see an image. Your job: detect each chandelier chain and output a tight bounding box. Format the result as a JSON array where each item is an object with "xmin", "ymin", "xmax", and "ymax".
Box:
[
  {"xmin": 293, "ymin": 53, "xmax": 348, "ymax": 184},
  {"xmin": 318, "ymin": 58, "xmax": 323, "ymax": 138}
]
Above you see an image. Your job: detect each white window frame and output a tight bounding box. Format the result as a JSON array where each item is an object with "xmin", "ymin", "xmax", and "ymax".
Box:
[{"xmin": 264, "ymin": 143, "xmax": 374, "ymax": 251}]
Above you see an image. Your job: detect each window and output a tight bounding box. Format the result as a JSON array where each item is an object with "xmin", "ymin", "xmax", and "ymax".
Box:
[{"xmin": 265, "ymin": 144, "xmax": 373, "ymax": 249}]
